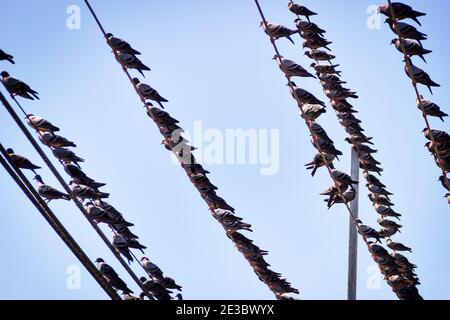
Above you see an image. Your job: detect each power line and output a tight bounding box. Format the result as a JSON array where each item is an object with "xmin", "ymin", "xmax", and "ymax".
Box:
[
  {"xmin": 83, "ymin": 0, "xmax": 299, "ymax": 299},
  {"xmin": 0, "ymin": 89, "xmax": 152, "ymax": 298},
  {"xmin": 0, "ymin": 145, "xmax": 121, "ymax": 300}
]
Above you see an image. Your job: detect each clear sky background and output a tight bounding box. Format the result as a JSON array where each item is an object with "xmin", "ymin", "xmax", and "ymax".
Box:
[{"xmin": 0, "ymin": 0, "xmax": 449, "ymax": 300}]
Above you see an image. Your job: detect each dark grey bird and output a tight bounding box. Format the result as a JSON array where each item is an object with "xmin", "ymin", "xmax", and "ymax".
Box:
[
  {"xmin": 305, "ymin": 153, "xmax": 335, "ymax": 176},
  {"xmin": 39, "ymin": 132, "xmax": 76, "ymax": 148},
  {"xmin": 273, "ymin": 55, "xmax": 316, "ymax": 78},
  {"xmin": 161, "ymin": 277, "xmax": 182, "ymax": 291},
  {"xmin": 212, "ymin": 209, "xmax": 252, "ymax": 232},
  {"xmin": 356, "ymin": 220, "xmax": 382, "ymax": 243},
  {"xmin": 6, "ymin": 148, "xmax": 41, "ymax": 174},
  {"xmin": 302, "ymin": 38, "xmax": 332, "ymax": 51},
  {"xmin": 417, "ymin": 96, "xmax": 448, "ymax": 122},
  {"xmin": 364, "ymin": 172, "xmax": 386, "ymax": 188},
  {"xmin": 378, "ymin": 227, "xmax": 399, "ymax": 238},
  {"xmin": 52, "ymin": 148, "xmax": 84, "ymax": 167},
  {"xmin": 325, "ymin": 89, "xmax": 358, "ymax": 100},
  {"xmin": 34, "ymin": 175, "xmax": 70, "ymax": 202},
  {"xmin": 290, "ymin": 82, "xmax": 325, "ymax": 106},
  {"xmin": 439, "ymin": 175, "xmax": 450, "ymax": 192},
  {"xmin": 304, "ymin": 50, "xmax": 335, "ymax": 62},
  {"xmin": 375, "ymin": 204, "xmax": 401, "ymax": 220},
  {"xmin": 331, "ymin": 169, "xmax": 358, "ymax": 188},
  {"xmin": 301, "ymin": 104, "xmax": 326, "ymax": 121},
  {"xmin": 106, "ymin": 33, "xmax": 141, "ymax": 55},
  {"xmin": 288, "ymin": 3, "xmax": 317, "ymax": 22},
  {"xmin": 326, "ymin": 189, "xmax": 356, "ymax": 209},
  {"xmin": 369, "ymin": 194, "xmax": 394, "ymax": 207},
  {"xmin": 115, "ymin": 52, "xmax": 150, "ymax": 77},
  {"xmin": 425, "ymin": 141, "xmax": 450, "ymax": 157},
  {"xmin": 345, "ymin": 135, "xmax": 374, "ymax": 146},
  {"xmin": 318, "ymin": 73, "xmax": 345, "ymax": 84},
  {"xmin": 260, "ymin": 22, "xmax": 297, "ymax": 44},
  {"xmin": 378, "ymin": 218, "xmax": 402, "ymax": 231},
  {"xmin": 133, "ymin": 78, "xmax": 168, "ymax": 108},
  {"xmin": 355, "ymin": 144, "xmax": 377, "ymax": 154},
  {"xmin": 64, "ymin": 162, "xmax": 106, "ymax": 190},
  {"xmin": 69, "ymin": 180, "xmax": 109, "ymax": 199},
  {"xmin": 385, "ymin": 19, "xmax": 427, "ymax": 46},
  {"xmin": 423, "ymin": 128, "xmax": 450, "ymax": 144},
  {"xmin": 387, "ymin": 239, "xmax": 412, "ymax": 252},
  {"xmin": 1, "ymin": 71, "xmax": 39, "ymax": 100},
  {"xmin": 112, "ymin": 233, "xmax": 134, "ymax": 263},
  {"xmin": 141, "ymin": 257, "xmax": 165, "ymax": 282},
  {"xmin": 140, "ymin": 277, "xmax": 172, "ymax": 301},
  {"xmin": 0, "ymin": 49, "xmax": 15, "ymax": 64},
  {"xmin": 95, "ymin": 258, "xmax": 133, "ymax": 294},
  {"xmin": 85, "ymin": 201, "xmax": 134, "ymax": 227},
  {"xmin": 392, "ymin": 253, "xmax": 417, "ymax": 269},
  {"xmin": 311, "ymin": 63, "xmax": 341, "ymax": 76},
  {"xmin": 313, "ymin": 138, "xmax": 343, "ymax": 159},
  {"xmin": 367, "ymin": 184, "xmax": 393, "ymax": 199},
  {"xmin": 26, "ymin": 114, "xmax": 60, "ymax": 132},
  {"xmin": 404, "ymin": 57, "xmax": 440, "ymax": 94},
  {"xmin": 379, "ymin": 3, "xmax": 426, "ymax": 26},
  {"xmin": 310, "ymin": 122, "xmax": 334, "ymax": 144},
  {"xmin": 295, "ymin": 19, "xmax": 326, "ymax": 36},
  {"xmin": 391, "ymin": 39, "xmax": 432, "ymax": 63},
  {"xmin": 93, "ymin": 200, "xmax": 135, "ymax": 226}
]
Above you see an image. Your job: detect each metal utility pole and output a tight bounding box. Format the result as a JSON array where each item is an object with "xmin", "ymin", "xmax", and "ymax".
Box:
[{"xmin": 347, "ymin": 148, "xmax": 359, "ymax": 300}]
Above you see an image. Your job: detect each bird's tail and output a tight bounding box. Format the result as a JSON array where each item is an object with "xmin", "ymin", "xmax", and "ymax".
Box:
[
  {"xmin": 287, "ymin": 36, "xmax": 295, "ymax": 45},
  {"xmin": 63, "ymin": 194, "xmax": 71, "ymax": 201},
  {"xmin": 7, "ymin": 56, "xmax": 15, "ymax": 64}
]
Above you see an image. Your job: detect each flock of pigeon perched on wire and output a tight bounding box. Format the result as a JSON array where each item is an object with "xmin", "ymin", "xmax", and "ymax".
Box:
[
  {"xmin": 380, "ymin": 2, "xmax": 450, "ymax": 205},
  {"xmin": 91, "ymin": 19, "xmax": 300, "ymax": 299},
  {"xmin": 257, "ymin": 0, "xmax": 422, "ymax": 299},
  {"xmin": 0, "ymin": 53, "xmax": 182, "ymax": 300}
]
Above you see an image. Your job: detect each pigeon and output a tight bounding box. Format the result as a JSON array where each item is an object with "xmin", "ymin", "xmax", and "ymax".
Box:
[
  {"xmin": 85, "ymin": 201, "xmax": 134, "ymax": 227},
  {"xmin": 133, "ymin": 78, "xmax": 168, "ymax": 108},
  {"xmin": 417, "ymin": 97, "xmax": 447, "ymax": 122},
  {"xmin": 331, "ymin": 169, "xmax": 358, "ymax": 188},
  {"xmin": 326, "ymin": 189, "xmax": 356, "ymax": 208},
  {"xmin": 290, "ymin": 82, "xmax": 325, "ymax": 106},
  {"xmin": 305, "ymin": 153, "xmax": 335, "ymax": 176},
  {"xmin": 313, "ymin": 138, "xmax": 343, "ymax": 160},
  {"xmin": 260, "ymin": 22, "xmax": 297, "ymax": 44},
  {"xmin": 378, "ymin": 227, "xmax": 399, "ymax": 238},
  {"xmin": 311, "ymin": 63, "xmax": 341, "ymax": 76},
  {"xmin": 378, "ymin": 218, "xmax": 402, "ymax": 231},
  {"xmin": 302, "ymin": 38, "xmax": 332, "ymax": 51},
  {"xmin": 304, "ymin": 50, "xmax": 335, "ymax": 62},
  {"xmin": 392, "ymin": 253, "xmax": 417, "ymax": 269},
  {"xmin": 325, "ymin": 89, "xmax": 358, "ymax": 100},
  {"xmin": 385, "ymin": 19, "xmax": 427, "ymax": 46},
  {"xmin": 288, "ymin": 3, "xmax": 317, "ymax": 22},
  {"xmin": 375, "ymin": 204, "xmax": 401, "ymax": 220},
  {"xmin": 310, "ymin": 123, "xmax": 334, "ymax": 144},
  {"xmin": 140, "ymin": 277, "xmax": 172, "ymax": 301},
  {"xmin": 26, "ymin": 114, "xmax": 60, "ymax": 132},
  {"xmin": 5, "ymin": 148, "xmax": 41, "ymax": 173},
  {"xmin": 345, "ymin": 135, "xmax": 374, "ymax": 146},
  {"xmin": 425, "ymin": 141, "xmax": 450, "ymax": 157},
  {"xmin": 391, "ymin": 39, "xmax": 432, "ymax": 63},
  {"xmin": 367, "ymin": 184, "xmax": 393, "ymax": 199},
  {"xmin": 369, "ymin": 194, "xmax": 394, "ymax": 207},
  {"xmin": 1, "ymin": 71, "xmax": 39, "ymax": 100},
  {"xmin": 64, "ymin": 163, "xmax": 106, "ymax": 190},
  {"xmin": 161, "ymin": 277, "xmax": 182, "ymax": 291},
  {"xmin": 295, "ymin": 19, "xmax": 325, "ymax": 36},
  {"xmin": 404, "ymin": 57, "xmax": 440, "ymax": 94},
  {"xmin": 115, "ymin": 52, "xmax": 150, "ymax": 77},
  {"xmin": 318, "ymin": 73, "xmax": 345, "ymax": 84},
  {"xmin": 123, "ymin": 294, "xmax": 142, "ymax": 300},
  {"xmin": 69, "ymin": 180, "xmax": 109, "ymax": 199},
  {"xmin": 106, "ymin": 33, "xmax": 141, "ymax": 55},
  {"xmin": 386, "ymin": 239, "xmax": 412, "ymax": 252},
  {"xmin": 212, "ymin": 209, "xmax": 252, "ymax": 232},
  {"xmin": 379, "ymin": 3, "xmax": 426, "ymax": 26},
  {"xmin": 52, "ymin": 148, "xmax": 84, "ymax": 167},
  {"xmin": 0, "ymin": 49, "xmax": 15, "ymax": 64},
  {"xmin": 112, "ymin": 233, "xmax": 134, "ymax": 263},
  {"xmin": 364, "ymin": 172, "xmax": 386, "ymax": 188},
  {"xmin": 300, "ymin": 104, "xmax": 326, "ymax": 121},
  {"xmin": 95, "ymin": 258, "xmax": 133, "ymax": 294},
  {"xmin": 439, "ymin": 175, "xmax": 450, "ymax": 192},
  {"xmin": 146, "ymin": 105, "xmax": 178, "ymax": 125},
  {"xmin": 141, "ymin": 257, "xmax": 165, "ymax": 282},
  {"xmin": 423, "ymin": 128, "xmax": 450, "ymax": 144},
  {"xmin": 354, "ymin": 144, "xmax": 377, "ymax": 154},
  {"xmin": 273, "ymin": 55, "xmax": 316, "ymax": 78},
  {"xmin": 356, "ymin": 220, "xmax": 382, "ymax": 243},
  {"xmin": 39, "ymin": 132, "xmax": 76, "ymax": 148},
  {"xmin": 34, "ymin": 175, "xmax": 70, "ymax": 202}
]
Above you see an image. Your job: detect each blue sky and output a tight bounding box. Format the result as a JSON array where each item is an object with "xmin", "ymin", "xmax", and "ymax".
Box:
[{"xmin": 0, "ymin": 0, "xmax": 449, "ymax": 300}]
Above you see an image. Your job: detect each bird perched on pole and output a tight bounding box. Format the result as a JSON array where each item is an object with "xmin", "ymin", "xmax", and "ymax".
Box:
[
  {"xmin": 26, "ymin": 114, "xmax": 60, "ymax": 132},
  {"xmin": 404, "ymin": 57, "xmax": 440, "ymax": 94},
  {"xmin": 379, "ymin": 3, "xmax": 426, "ymax": 26},
  {"xmin": 95, "ymin": 258, "xmax": 133, "ymax": 294},
  {"xmin": 302, "ymin": 38, "xmax": 332, "ymax": 51},
  {"xmin": 391, "ymin": 39, "xmax": 432, "ymax": 63},
  {"xmin": 260, "ymin": 22, "xmax": 297, "ymax": 44},
  {"xmin": 5, "ymin": 148, "xmax": 41, "ymax": 174},
  {"xmin": 112, "ymin": 233, "xmax": 134, "ymax": 263},
  {"xmin": 386, "ymin": 239, "xmax": 412, "ymax": 252},
  {"xmin": 133, "ymin": 78, "xmax": 168, "ymax": 108},
  {"xmin": 295, "ymin": 19, "xmax": 326, "ymax": 36},
  {"xmin": 273, "ymin": 55, "xmax": 316, "ymax": 79},
  {"xmin": 39, "ymin": 132, "xmax": 76, "ymax": 148},
  {"xmin": 300, "ymin": 104, "xmax": 326, "ymax": 121},
  {"xmin": 288, "ymin": 3, "xmax": 317, "ymax": 22},
  {"xmin": 304, "ymin": 50, "xmax": 335, "ymax": 63},
  {"xmin": 289, "ymin": 82, "xmax": 325, "ymax": 106},
  {"xmin": 106, "ymin": 33, "xmax": 141, "ymax": 55},
  {"xmin": 310, "ymin": 63, "xmax": 341, "ymax": 76},
  {"xmin": 1, "ymin": 71, "xmax": 39, "ymax": 100},
  {"xmin": 64, "ymin": 162, "xmax": 106, "ymax": 190},
  {"xmin": 85, "ymin": 202, "xmax": 134, "ymax": 227},
  {"xmin": 423, "ymin": 129, "xmax": 450, "ymax": 144},
  {"xmin": 141, "ymin": 257, "xmax": 165, "ymax": 282},
  {"xmin": 385, "ymin": 19, "xmax": 427, "ymax": 46},
  {"xmin": 305, "ymin": 153, "xmax": 335, "ymax": 177},
  {"xmin": 115, "ymin": 52, "xmax": 150, "ymax": 77},
  {"xmin": 417, "ymin": 97, "xmax": 448, "ymax": 122},
  {"xmin": 34, "ymin": 175, "xmax": 70, "ymax": 202},
  {"xmin": 0, "ymin": 49, "xmax": 15, "ymax": 64},
  {"xmin": 139, "ymin": 277, "xmax": 172, "ymax": 301},
  {"xmin": 52, "ymin": 148, "xmax": 84, "ymax": 168},
  {"xmin": 69, "ymin": 180, "xmax": 109, "ymax": 199}
]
